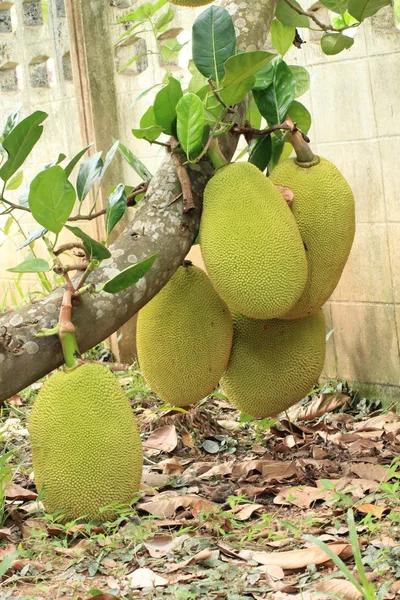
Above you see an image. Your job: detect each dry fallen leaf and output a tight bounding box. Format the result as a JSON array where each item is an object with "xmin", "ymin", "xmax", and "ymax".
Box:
[
  {"xmin": 140, "ymin": 471, "xmax": 169, "ymax": 490},
  {"xmin": 5, "ymin": 482, "xmax": 38, "ymax": 501},
  {"xmin": 392, "ymin": 580, "xmax": 400, "ymax": 592},
  {"xmin": 315, "ymin": 578, "xmax": 362, "ymax": 599},
  {"xmin": 143, "ymin": 534, "xmax": 190, "ymax": 558},
  {"xmin": 182, "ymin": 433, "xmax": 194, "ymax": 447},
  {"xmin": 0, "ymin": 528, "xmax": 13, "ymax": 541},
  {"xmin": 356, "ymin": 503, "xmax": 390, "ymax": 518},
  {"xmin": 11, "ymin": 559, "xmax": 45, "ymax": 573},
  {"xmin": 167, "ymin": 548, "xmax": 212, "ymax": 573},
  {"xmin": 238, "ymin": 542, "xmax": 351, "ymax": 569},
  {"xmin": 143, "ymin": 425, "xmax": 178, "ymax": 453},
  {"xmin": 138, "ymin": 494, "xmax": 217, "ymax": 518},
  {"xmin": 353, "ymin": 412, "xmax": 398, "ymax": 432},
  {"xmin": 297, "ymin": 393, "xmax": 350, "ymax": 421},
  {"xmin": 274, "ymin": 486, "xmax": 332, "ymax": 508},
  {"xmin": 230, "ymin": 503, "xmax": 264, "ymax": 521},
  {"xmin": 127, "ymin": 567, "xmax": 169, "ymax": 589},
  {"xmin": 198, "ymin": 461, "xmax": 236, "ymax": 480},
  {"xmin": 86, "ymin": 594, "xmax": 118, "ymax": 600},
  {"xmin": 232, "ymin": 460, "xmax": 298, "ymax": 481},
  {"xmin": 350, "ymin": 463, "xmax": 390, "ymax": 482}
]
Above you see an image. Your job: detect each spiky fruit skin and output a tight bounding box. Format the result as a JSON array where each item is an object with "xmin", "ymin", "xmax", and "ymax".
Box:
[
  {"xmin": 29, "ymin": 364, "xmax": 143, "ymax": 523},
  {"xmin": 170, "ymin": 0, "xmax": 213, "ymax": 6},
  {"xmin": 199, "ymin": 163, "xmax": 308, "ymax": 320},
  {"xmin": 270, "ymin": 157, "xmax": 355, "ymax": 319},
  {"xmin": 221, "ymin": 311, "xmax": 326, "ymax": 419},
  {"xmin": 137, "ymin": 265, "xmax": 233, "ymax": 407}
]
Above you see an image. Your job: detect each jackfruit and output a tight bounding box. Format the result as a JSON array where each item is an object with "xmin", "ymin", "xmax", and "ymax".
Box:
[
  {"xmin": 137, "ymin": 264, "xmax": 233, "ymax": 406},
  {"xmin": 29, "ymin": 364, "xmax": 143, "ymax": 522},
  {"xmin": 199, "ymin": 162, "xmax": 308, "ymax": 319},
  {"xmin": 171, "ymin": 0, "xmax": 213, "ymax": 5},
  {"xmin": 270, "ymin": 157, "xmax": 355, "ymax": 319},
  {"xmin": 221, "ymin": 310, "xmax": 326, "ymax": 419}
]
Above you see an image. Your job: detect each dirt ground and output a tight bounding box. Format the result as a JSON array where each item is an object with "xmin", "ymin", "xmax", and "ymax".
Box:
[{"xmin": 1, "ymin": 366, "xmax": 400, "ymax": 599}]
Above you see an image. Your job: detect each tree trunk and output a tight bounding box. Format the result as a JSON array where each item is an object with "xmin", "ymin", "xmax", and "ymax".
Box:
[{"xmin": 0, "ymin": 0, "xmax": 277, "ymax": 402}]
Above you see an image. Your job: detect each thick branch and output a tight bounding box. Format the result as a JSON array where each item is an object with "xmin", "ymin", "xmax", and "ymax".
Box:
[{"xmin": 283, "ymin": 0, "xmax": 337, "ymax": 32}]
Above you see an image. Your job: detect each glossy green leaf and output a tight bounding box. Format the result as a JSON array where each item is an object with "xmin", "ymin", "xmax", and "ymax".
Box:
[
  {"xmin": 289, "ymin": 65, "xmax": 310, "ymax": 98},
  {"xmin": 269, "ymin": 134, "xmax": 285, "ymax": 172},
  {"xmin": 1, "ymin": 104, "xmax": 22, "ymax": 141},
  {"xmin": 271, "ymin": 19, "xmax": 295, "ymax": 56},
  {"xmin": 348, "ymin": 0, "xmax": 390, "ymax": 19},
  {"xmin": 247, "ymin": 96, "xmax": 263, "ymax": 129},
  {"xmin": 176, "ymin": 93, "xmax": 204, "ymax": 159},
  {"xmin": 192, "ymin": 6, "xmax": 236, "ymax": 82},
  {"xmin": 118, "ymin": 142, "xmax": 152, "ymax": 180},
  {"xmin": 221, "ymin": 51, "xmax": 275, "ymax": 106},
  {"xmin": 320, "ymin": 0, "xmax": 348, "ymax": 12},
  {"xmin": 153, "ymin": 76, "xmax": 183, "ymax": 135},
  {"xmin": 98, "ymin": 140, "xmax": 120, "ymax": 187},
  {"xmin": 140, "ymin": 106, "xmax": 157, "ymax": 129},
  {"xmin": 154, "ymin": 6, "xmax": 174, "ymax": 31},
  {"xmin": 65, "ymin": 225, "xmax": 111, "ymax": 261},
  {"xmin": 102, "ymin": 253, "xmax": 157, "ymax": 294},
  {"xmin": 275, "ymin": 0, "xmax": 310, "ymax": 27},
  {"xmin": 321, "ymin": 32, "xmax": 354, "ymax": 54},
  {"xmin": 106, "ymin": 183, "xmax": 127, "ymax": 235},
  {"xmin": 117, "ymin": 52, "xmax": 149, "ymax": 75},
  {"xmin": 18, "ymin": 227, "xmax": 48, "ymax": 249},
  {"xmin": 28, "ymin": 166, "xmax": 76, "ymax": 234},
  {"xmin": 131, "ymin": 83, "xmax": 163, "ymax": 108},
  {"xmin": 287, "ymin": 100, "xmax": 312, "ymax": 133},
  {"xmin": 160, "ymin": 38, "xmax": 188, "ymax": 62},
  {"xmin": 76, "ymin": 152, "xmax": 103, "ymax": 202},
  {"xmin": 64, "ymin": 145, "xmax": 92, "ymax": 179},
  {"xmin": 6, "ymin": 170, "xmax": 23, "ymax": 191},
  {"xmin": 253, "ymin": 62, "xmax": 275, "ymax": 90},
  {"xmin": 117, "ymin": 2, "xmax": 155, "ymax": 22},
  {"xmin": 188, "ymin": 59, "xmax": 208, "ymax": 93},
  {"xmin": 7, "ymin": 258, "xmax": 50, "ymax": 273},
  {"xmin": 248, "ymin": 135, "xmax": 272, "ymax": 172},
  {"xmin": 132, "ymin": 125, "xmax": 164, "ymax": 141},
  {"xmin": 0, "ymin": 111, "xmax": 47, "ymax": 182},
  {"xmin": 253, "ymin": 59, "xmax": 296, "ymax": 125}
]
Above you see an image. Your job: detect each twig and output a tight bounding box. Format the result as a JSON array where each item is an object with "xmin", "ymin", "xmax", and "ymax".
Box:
[
  {"xmin": 93, "ymin": 361, "xmax": 133, "ymax": 372},
  {"xmin": 53, "ymin": 263, "xmax": 89, "ymax": 275},
  {"xmin": 208, "ymin": 79, "xmax": 237, "ymax": 113},
  {"xmin": 169, "ymin": 138, "xmax": 195, "ymax": 213},
  {"xmin": 283, "ymin": 0, "xmax": 337, "ymax": 32},
  {"xmin": 68, "ymin": 181, "xmax": 148, "ymax": 222},
  {"xmin": 233, "ymin": 121, "xmax": 310, "ymax": 143},
  {"xmin": 54, "ymin": 243, "xmax": 88, "ymax": 257},
  {"xmin": 150, "ymin": 140, "xmax": 170, "ymax": 148},
  {"xmin": 167, "ymin": 192, "xmax": 183, "ymax": 206}
]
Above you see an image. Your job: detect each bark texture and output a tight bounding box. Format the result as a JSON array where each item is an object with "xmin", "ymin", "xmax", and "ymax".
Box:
[{"xmin": 0, "ymin": 0, "xmax": 278, "ymax": 401}]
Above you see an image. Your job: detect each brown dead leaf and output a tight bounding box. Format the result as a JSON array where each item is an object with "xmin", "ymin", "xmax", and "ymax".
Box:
[
  {"xmin": 350, "ymin": 463, "xmax": 390, "ymax": 482},
  {"xmin": 371, "ymin": 536, "xmax": 398, "ymax": 547},
  {"xmin": 141, "ymin": 472, "xmax": 169, "ymax": 489},
  {"xmin": 297, "ymin": 393, "xmax": 349, "ymax": 421},
  {"xmin": 11, "ymin": 559, "xmax": 45, "ymax": 573},
  {"xmin": 356, "ymin": 503, "xmax": 390, "ymax": 518},
  {"xmin": 167, "ymin": 548, "xmax": 212, "ymax": 572},
  {"xmin": 0, "ymin": 528, "xmax": 13, "ymax": 541},
  {"xmin": 162, "ymin": 457, "xmax": 184, "ymax": 475},
  {"xmin": 8, "ymin": 395, "xmax": 23, "ymax": 406},
  {"xmin": 354, "ymin": 412, "xmax": 398, "ymax": 432},
  {"xmin": 4, "ymin": 482, "xmax": 37, "ymax": 501},
  {"xmin": 230, "ymin": 503, "xmax": 264, "ymax": 520},
  {"xmin": 55, "ymin": 540, "xmax": 90, "ymax": 558},
  {"xmin": 315, "ymin": 579, "xmax": 362, "ymax": 599},
  {"xmin": 274, "ymin": 486, "xmax": 332, "ymax": 508},
  {"xmin": 313, "ymin": 447, "xmax": 328, "ymax": 459},
  {"xmin": 232, "ymin": 460, "xmax": 297, "ymax": 481},
  {"xmin": 238, "ymin": 542, "xmax": 351, "ymax": 569},
  {"xmin": 392, "ymin": 580, "xmax": 400, "ymax": 592},
  {"xmin": 143, "ymin": 534, "xmax": 190, "ymax": 558},
  {"xmin": 198, "ymin": 461, "xmax": 236, "ymax": 479},
  {"xmin": 86, "ymin": 595, "xmax": 119, "ymax": 600},
  {"xmin": 0, "ymin": 543, "xmax": 17, "ymax": 560},
  {"xmin": 143, "ymin": 425, "xmax": 178, "ymax": 453},
  {"xmin": 138, "ymin": 494, "xmax": 217, "ymax": 518},
  {"xmin": 127, "ymin": 567, "xmax": 169, "ymax": 589},
  {"xmin": 182, "ymin": 433, "xmax": 194, "ymax": 447}
]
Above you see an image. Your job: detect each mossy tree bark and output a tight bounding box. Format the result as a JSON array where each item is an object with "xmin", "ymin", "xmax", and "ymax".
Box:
[{"xmin": 0, "ymin": 0, "xmax": 277, "ymax": 402}]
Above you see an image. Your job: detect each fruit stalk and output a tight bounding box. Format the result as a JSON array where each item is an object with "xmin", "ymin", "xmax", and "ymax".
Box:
[
  {"xmin": 285, "ymin": 117, "xmax": 319, "ymax": 167},
  {"xmin": 59, "ymin": 289, "xmax": 81, "ymax": 369},
  {"xmin": 207, "ymin": 138, "xmax": 229, "ymax": 171}
]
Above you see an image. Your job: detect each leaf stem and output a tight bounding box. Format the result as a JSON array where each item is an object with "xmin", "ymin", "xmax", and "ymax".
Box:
[{"xmin": 207, "ymin": 138, "xmax": 229, "ymax": 171}]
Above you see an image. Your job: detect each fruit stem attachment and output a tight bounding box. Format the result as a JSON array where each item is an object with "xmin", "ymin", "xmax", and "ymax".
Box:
[
  {"xmin": 285, "ymin": 117, "xmax": 319, "ymax": 167},
  {"xmin": 207, "ymin": 139, "xmax": 229, "ymax": 171},
  {"xmin": 59, "ymin": 289, "xmax": 81, "ymax": 369}
]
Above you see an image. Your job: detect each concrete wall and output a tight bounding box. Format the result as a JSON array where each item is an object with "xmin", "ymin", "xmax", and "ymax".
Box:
[{"xmin": 1, "ymin": 1, "xmax": 399, "ymax": 396}]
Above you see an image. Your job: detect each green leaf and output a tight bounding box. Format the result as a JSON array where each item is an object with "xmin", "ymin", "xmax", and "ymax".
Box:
[
  {"xmin": 64, "ymin": 145, "xmax": 92, "ymax": 179},
  {"xmin": 248, "ymin": 135, "xmax": 272, "ymax": 172},
  {"xmin": 18, "ymin": 227, "xmax": 48, "ymax": 249},
  {"xmin": 117, "ymin": 2, "xmax": 155, "ymax": 22},
  {"xmin": 2, "ymin": 215, "xmax": 13, "ymax": 236},
  {"xmin": 188, "ymin": 59, "xmax": 208, "ymax": 93},
  {"xmin": 287, "ymin": 100, "xmax": 311, "ymax": 133},
  {"xmin": 253, "ymin": 59, "xmax": 296, "ymax": 125},
  {"xmin": 320, "ymin": 0, "xmax": 348, "ymax": 12},
  {"xmin": 28, "ymin": 166, "xmax": 76, "ymax": 234},
  {"xmin": 321, "ymin": 32, "xmax": 354, "ymax": 54},
  {"xmin": 275, "ymin": 0, "xmax": 310, "ymax": 27},
  {"xmin": 118, "ymin": 142, "xmax": 152, "ymax": 180},
  {"xmin": 176, "ymin": 93, "xmax": 204, "ymax": 160},
  {"xmin": 65, "ymin": 225, "xmax": 111, "ymax": 261},
  {"xmin": 154, "ymin": 6, "xmax": 174, "ymax": 31},
  {"xmin": 253, "ymin": 63, "xmax": 275, "ymax": 90},
  {"xmin": 153, "ymin": 76, "xmax": 183, "ymax": 135},
  {"xmin": 6, "ymin": 170, "xmax": 23, "ymax": 191},
  {"xmin": 140, "ymin": 106, "xmax": 157, "ymax": 129},
  {"xmin": 271, "ymin": 19, "xmax": 295, "ymax": 56},
  {"xmin": 98, "ymin": 140, "xmax": 120, "ymax": 187},
  {"xmin": 132, "ymin": 126, "xmax": 164, "ymax": 141},
  {"xmin": 131, "ymin": 83, "xmax": 163, "ymax": 108},
  {"xmin": 118, "ymin": 52, "xmax": 150, "ymax": 75},
  {"xmin": 192, "ymin": 6, "xmax": 236, "ymax": 82},
  {"xmin": 160, "ymin": 38, "xmax": 188, "ymax": 62},
  {"xmin": 221, "ymin": 51, "xmax": 276, "ymax": 106},
  {"xmin": 0, "ymin": 111, "xmax": 48, "ymax": 182},
  {"xmin": 7, "ymin": 258, "xmax": 50, "ymax": 273},
  {"xmin": 0, "ymin": 552, "xmax": 19, "ymax": 579},
  {"xmin": 106, "ymin": 183, "xmax": 127, "ymax": 235},
  {"xmin": 289, "ymin": 65, "xmax": 310, "ymax": 98},
  {"xmin": 76, "ymin": 152, "xmax": 103, "ymax": 202},
  {"xmin": 1, "ymin": 104, "xmax": 22, "ymax": 141},
  {"xmin": 269, "ymin": 134, "xmax": 285, "ymax": 172},
  {"xmin": 348, "ymin": 0, "xmax": 390, "ymax": 19},
  {"xmin": 102, "ymin": 253, "xmax": 157, "ymax": 294}
]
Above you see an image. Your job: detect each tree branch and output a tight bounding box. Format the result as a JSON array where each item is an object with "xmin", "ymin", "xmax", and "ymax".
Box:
[{"xmin": 283, "ymin": 0, "xmax": 340, "ymax": 32}]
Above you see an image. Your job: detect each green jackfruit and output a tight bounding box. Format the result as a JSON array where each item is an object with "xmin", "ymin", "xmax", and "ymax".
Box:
[
  {"xmin": 171, "ymin": 0, "xmax": 213, "ymax": 5},
  {"xmin": 270, "ymin": 157, "xmax": 355, "ymax": 319},
  {"xmin": 221, "ymin": 311, "xmax": 326, "ymax": 419},
  {"xmin": 137, "ymin": 264, "xmax": 233, "ymax": 407},
  {"xmin": 199, "ymin": 162, "xmax": 308, "ymax": 319},
  {"xmin": 29, "ymin": 364, "xmax": 143, "ymax": 522}
]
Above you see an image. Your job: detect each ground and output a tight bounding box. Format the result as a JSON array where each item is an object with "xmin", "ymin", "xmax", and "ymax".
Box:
[{"xmin": 0, "ymin": 355, "xmax": 400, "ymax": 600}]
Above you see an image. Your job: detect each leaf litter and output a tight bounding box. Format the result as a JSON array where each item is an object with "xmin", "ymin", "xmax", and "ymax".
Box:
[{"xmin": 1, "ymin": 376, "xmax": 400, "ymax": 598}]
